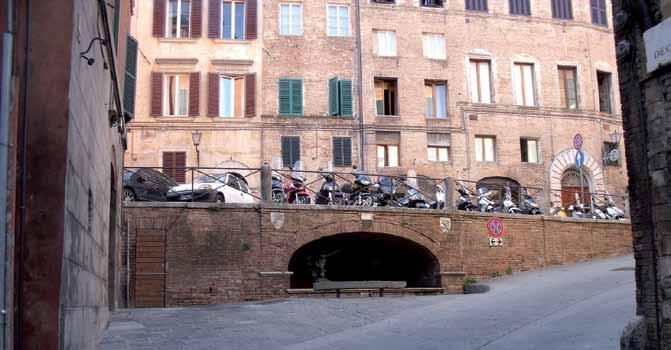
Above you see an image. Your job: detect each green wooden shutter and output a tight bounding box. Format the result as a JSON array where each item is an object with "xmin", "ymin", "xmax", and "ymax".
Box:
[
  {"xmin": 338, "ymin": 80, "xmax": 353, "ymax": 117},
  {"xmin": 333, "ymin": 138, "xmax": 343, "ymax": 166},
  {"xmin": 123, "ymin": 35, "xmax": 139, "ymax": 119},
  {"xmin": 328, "ymin": 77, "xmax": 339, "ymax": 116},
  {"xmin": 291, "ymin": 80, "xmax": 303, "ymax": 115},
  {"xmin": 278, "ymin": 79, "xmax": 291, "ymax": 115},
  {"xmin": 342, "ymin": 137, "xmax": 352, "ymax": 166},
  {"xmin": 281, "ymin": 136, "xmax": 300, "ymax": 167},
  {"xmin": 291, "ymin": 137, "xmax": 301, "ymax": 164},
  {"xmin": 281, "ymin": 137, "xmax": 291, "ymax": 167}
]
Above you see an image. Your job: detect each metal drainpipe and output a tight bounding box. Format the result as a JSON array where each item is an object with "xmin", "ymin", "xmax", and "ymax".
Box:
[
  {"xmin": 354, "ymin": 0, "xmax": 365, "ymax": 170},
  {"xmin": 0, "ymin": 0, "xmax": 15, "ymax": 348}
]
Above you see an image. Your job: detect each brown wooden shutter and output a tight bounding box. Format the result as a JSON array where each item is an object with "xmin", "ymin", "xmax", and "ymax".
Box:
[
  {"xmin": 245, "ymin": 0, "xmax": 258, "ymax": 40},
  {"xmin": 163, "ymin": 152, "xmax": 174, "ymax": 180},
  {"xmin": 151, "ymin": 72, "xmax": 163, "ymax": 116},
  {"xmin": 245, "ymin": 73, "xmax": 256, "ymax": 117},
  {"xmin": 208, "ymin": 0, "xmax": 221, "ymax": 38},
  {"xmin": 191, "ymin": 0, "xmax": 202, "ymax": 37},
  {"xmin": 189, "ymin": 72, "xmax": 200, "ymax": 116},
  {"xmin": 153, "ymin": 0, "xmax": 166, "ymax": 37},
  {"xmin": 174, "ymin": 152, "xmax": 187, "ymax": 183},
  {"xmin": 207, "ymin": 73, "xmax": 219, "ymax": 117}
]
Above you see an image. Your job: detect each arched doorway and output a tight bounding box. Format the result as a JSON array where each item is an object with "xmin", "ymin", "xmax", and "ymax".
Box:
[
  {"xmin": 560, "ymin": 168, "xmax": 591, "ymax": 207},
  {"xmin": 288, "ymin": 233, "xmax": 441, "ymax": 289},
  {"xmin": 549, "ymin": 149, "xmax": 605, "ymax": 208}
]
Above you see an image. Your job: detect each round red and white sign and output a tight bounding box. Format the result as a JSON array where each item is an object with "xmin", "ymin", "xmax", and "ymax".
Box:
[
  {"xmin": 487, "ymin": 216, "xmax": 506, "ymax": 238},
  {"xmin": 573, "ymin": 133, "xmax": 583, "ymax": 151}
]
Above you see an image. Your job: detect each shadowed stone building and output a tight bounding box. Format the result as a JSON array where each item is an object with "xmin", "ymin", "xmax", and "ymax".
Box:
[{"xmin": 614, "ymin": 1, "xmax": 671, "ymax": 349}]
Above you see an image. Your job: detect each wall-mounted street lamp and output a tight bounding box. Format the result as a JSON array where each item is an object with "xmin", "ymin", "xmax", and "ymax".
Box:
[
  {"xmin": 192, "ymin": 130, "xmax": 202, "ymax": 167},
  {"xmin": 610, "ymin": 130, "xmax": 622, "ymax": 145}
]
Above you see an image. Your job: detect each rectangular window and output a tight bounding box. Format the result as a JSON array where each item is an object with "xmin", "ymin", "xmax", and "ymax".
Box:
[
  {"xmin": 279, "ymin": 3, "xmax": 302, "ymax": 35},
  {"xmin": 371, "ymin": 0, "xmax": 395, "ymax": 3},
  {"xmin": 469, "ymin": 59, "xmax": 492, "ymax": 103},
  {"xmin": 520, "ymin": 138, "xmax": 539, "ymax": 163},
  {"xmin": 376, "ymin": 132, "xmax": 400, "ymax": 167},
  {"xmin": 597, "ymin": 71, "xmax": 612, "ymax": 113},
  {"xmin": 425, "ymin": 81, "xmax": 448, "ymax": 118},
  {"xmin": 281, "ymin": 136, "xmax": 300, "ymax": 167},
  {"xmin": 552, "ymin": 0, "xmax": 573, "ymax": 19},
  {"xmin": 219, "ymin": 76, "xmax": 244, "ymax": 117},
  {"xmin": 558, "ymin": 66, "xmax": 578, "ymax": 109},
  {"xmin": 375, "ymin": 30, "xmax": 397, "ymax": 57},
  {"xmin": 421, "ymin": 0, "xmax": 444, "ymax": 7},
  {"xmin": 509, "ymin": 0, "xmax": 530, "ymax": 15},
  {"xmin": 427, "ymin": 133, "xmax": 450, "ymax": 162},
  {"xmin": 163, "ymin": 151, "xmax": 187, "ymax": 184},
  {"xmin": 422, "ymin": 34, "xmax": 446, "ymax": 60},
  {"xmin": 333, "ymin": 137, "xmax": 353, "ymax": 167},
  {"xmin": 374, "ymin": 78, "xmax": 398, "ymax": 116},
  {"xmin": 475, "ymin": 135, "xmax": 495, "ymax": 162},
  {"xmin": 591, "ymin": 0, "xmax": 608, "ymax": 26},
  {"xmin": 512, "ymin": 63, "xmax": 536, "ymax": 106},
  {"xmin": 278, "ymin": 79, "xmax": 303, "ymax": 115},
  {"xmin": 163, "ymin": 74, "xmax": 190, "ymax": 116},
  {"xmin": 222, "ymin": 1, "xmax": 245, "ymax": 39},
  {"xmin": 167, "ymin": 0, "xmax": 191, "ymax": 38},
  {"xmin": 329, "ymin": 78, "xmax": 353, "ymax": 116},
  {"xmin": 327, "ymin": 5, "xmax": 350, "ymax": 37},
  {"xmin": 465, "ymin": 0, "xmax": 487, "ymax": 11}
]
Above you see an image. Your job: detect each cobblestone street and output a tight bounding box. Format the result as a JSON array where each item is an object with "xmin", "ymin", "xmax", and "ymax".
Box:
[{"xmin": 101, "ymin": 255, "xmax": 635, "ymax": 350}]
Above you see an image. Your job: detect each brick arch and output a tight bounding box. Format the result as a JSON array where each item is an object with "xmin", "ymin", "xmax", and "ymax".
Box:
[
  {"xmin": 284, "ymin": 219, "xmax": 442, "ymax": 270},
  {"xmin": 549, "ymin": 148, "xmax": 605, "ymax": 206}
]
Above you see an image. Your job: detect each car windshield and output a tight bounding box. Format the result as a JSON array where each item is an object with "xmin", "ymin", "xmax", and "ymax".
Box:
[{"xmin": 195, "ymin": 174, "xmax": 226, "ymax": 184}]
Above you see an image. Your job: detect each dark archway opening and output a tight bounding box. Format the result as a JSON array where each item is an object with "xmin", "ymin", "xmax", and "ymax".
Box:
[{"xmin": 288, "ymin": 233, "xmax": 441, "ymax": 289}]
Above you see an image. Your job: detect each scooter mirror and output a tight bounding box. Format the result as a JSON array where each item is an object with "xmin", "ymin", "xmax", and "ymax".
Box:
[{"xmin": 406, "ymin": 169, "xmax": 418, "ymax": 188}]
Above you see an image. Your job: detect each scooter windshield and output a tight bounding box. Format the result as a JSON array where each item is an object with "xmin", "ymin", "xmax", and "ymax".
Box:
[{"xmin": 292, "ymin": 161, "xmax": 305, "ymax": 181}]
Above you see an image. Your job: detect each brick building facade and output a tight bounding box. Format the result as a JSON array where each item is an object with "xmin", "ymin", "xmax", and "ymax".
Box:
[
  {"xmin": 1, "ymin": 0, "xmax": 133, "ymax": 348},
  {"xmin": 125, "ymin": 0, "xmax": 628, "ymax": 208}
]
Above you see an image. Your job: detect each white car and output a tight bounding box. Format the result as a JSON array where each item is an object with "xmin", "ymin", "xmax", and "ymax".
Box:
[{"xmin": 167, "ymin": 172, "xmax": 256, "ymax": 204}]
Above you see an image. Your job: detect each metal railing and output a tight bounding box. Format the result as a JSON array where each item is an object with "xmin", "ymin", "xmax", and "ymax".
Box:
[{"xmin": 122, "ymin": 165, "xmax": 629, "ymax": 220}]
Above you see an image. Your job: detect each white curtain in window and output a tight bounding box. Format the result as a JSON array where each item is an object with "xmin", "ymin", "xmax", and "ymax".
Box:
[
  {"xmin": 339, "ymin": 7, "xmax": 349, "ymax": 36},
  {"xmin": 478, "ymin": 62, "xmax": 491, "ymax": 103},
  {"xmin": 377, "ymin": 31, "xmax": 396, "ymax": 56},
  {"xmin": 474, "ymin": 136, "xmax": 483, "ymax": 161},
  {"xmin": 527, "ymin": 139, "xmax": 538, "ymax": 163},
  {"xmin": 438, "ymin": 147, "xmax": 449, "ymax": 161},
  {"xmin": 484, "ymin": 137, "xmax": 494, "ymax": 161},
  {"xmin": 423, "ymin": 34, "xmax": 445, "ymax": 59},
  {"xmin": 377, "ymin": 146, "xmax": 386, "ymax": 167},
  {"xmin": 327, "ymin": 6, "xmax": 338, "ymax": 36},
  {"xmin": 291, "ymin": 4, "xmax": 302, "ymax": 35},
  {"xmin": 280, "ymin": 4, "xmax": 290, "ymax": 35},
  {"xmin": 513, "ymin": 63, "xmax": 535, "ymax": 106},
  {"xmin": 388, "ymin": 145, "xmax": 399, "ymax": 167}
]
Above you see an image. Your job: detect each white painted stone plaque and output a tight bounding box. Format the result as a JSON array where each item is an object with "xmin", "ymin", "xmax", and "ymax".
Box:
[{"xmin": 644, "ymin": 17, "xmax": 671, "ymax": 73}]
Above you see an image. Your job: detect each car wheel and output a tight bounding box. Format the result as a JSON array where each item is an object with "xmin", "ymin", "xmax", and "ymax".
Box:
[
  {"xmin": 215, "ymin": 193, "xmax": 225, "ymax": 204},
  {"xmin": 123, "ymin": 188, "xmax": 136, "ymax": 202}
]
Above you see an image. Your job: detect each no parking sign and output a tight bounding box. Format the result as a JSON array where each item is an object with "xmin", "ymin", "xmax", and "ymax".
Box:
[{"xmin": 487, "ymin": 217, "xmax": 505, "ymax": 247}]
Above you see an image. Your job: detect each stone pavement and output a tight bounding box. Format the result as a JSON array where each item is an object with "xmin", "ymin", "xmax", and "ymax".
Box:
[{"xmin": 101, "ymin": 255, "xmax": 635, "ymax": 350}]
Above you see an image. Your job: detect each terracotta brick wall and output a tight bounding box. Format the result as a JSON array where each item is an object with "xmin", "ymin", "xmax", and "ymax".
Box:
[{"xmin": 124, "ymin": 203, "xmax": 632, "ymax": 307}]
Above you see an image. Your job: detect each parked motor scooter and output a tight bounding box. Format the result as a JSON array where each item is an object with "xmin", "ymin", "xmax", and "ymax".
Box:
[
  {"xmin": 496, "ymin": 185, "xmax": 521, "ymax": 214},
  {"xmin": 373, "ymin": 176, "xmax": 398, "ymax": 206},
  {"xmin": 520, "ymin": 188, "xmax": 542, "ymax": 215},
  {"xmin": 456, "ymin": 181, "xmax": 480, "ymax": 211},
  {"xmin": 271, "ymin": 173, "xmax": 285, "ymax": 203},
  {"xmin": 477, "ymin": 186, "xmax": 496, "ymax": 212},
  {"xmin": 429, "ymin": 184, "xmax": 445, "ymax": 209},
  {"xmin": 343, "ymin": 166, "xmax": 376, "ymax": 206},
  {"xmin": 593, "ymin": 195, "xmax": 625, "ymax": 220},
  {"xmin": 315, "ymin": 165, "xmax": 345, "ymax": 205},
  {"xmin": 283, "ymin": 161, "xmax": 311, "ymax": 204}
]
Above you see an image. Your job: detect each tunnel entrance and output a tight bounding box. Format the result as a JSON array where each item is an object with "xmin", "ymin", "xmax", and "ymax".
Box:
[{"xmin": 288, "ymin": 233, "xmax": 441, "ymax": 289}]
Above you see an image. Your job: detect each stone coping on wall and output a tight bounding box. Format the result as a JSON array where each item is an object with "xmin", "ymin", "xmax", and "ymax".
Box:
[{"xmin": 124, "ymin": 202, "xmax": 631, "ymax": 225}]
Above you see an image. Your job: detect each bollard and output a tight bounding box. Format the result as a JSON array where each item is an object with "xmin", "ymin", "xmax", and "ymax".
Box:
[{"xmin": 260, "ymin": 163, "xmax": 272, "ymax": 203}]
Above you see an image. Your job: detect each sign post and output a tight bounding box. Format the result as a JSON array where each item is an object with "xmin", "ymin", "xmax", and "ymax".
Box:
[{"xmin": 573, "ymin": 134, "xmax": 585, "ymax": 214}]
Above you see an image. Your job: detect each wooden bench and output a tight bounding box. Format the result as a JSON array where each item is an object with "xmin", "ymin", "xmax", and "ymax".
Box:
[{"xmin": 313, "ymin": 281, "xmax": 407, "ymax": 298}]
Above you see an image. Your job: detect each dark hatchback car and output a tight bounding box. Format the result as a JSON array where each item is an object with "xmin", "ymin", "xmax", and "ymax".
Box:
[{"xmin": 123, "ymin": 168, "xmax": 178, "ymax": 202}]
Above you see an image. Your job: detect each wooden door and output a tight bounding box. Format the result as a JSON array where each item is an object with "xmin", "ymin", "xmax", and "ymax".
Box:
[{"xmin": 133, "ymin": 229, "xmax": 166, "ymax": 307}]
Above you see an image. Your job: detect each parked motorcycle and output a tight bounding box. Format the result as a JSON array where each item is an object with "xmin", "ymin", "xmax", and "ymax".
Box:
[
  {"xmin": 283, "ymin": 161, "xmax": 311, "ymax": 204},
  {"xmin": 456, "ymin": 181, "xmax": 480, "ymax": 211},
  {"xmin": 342, "ymin": 166, "xmax": 376, "ymax": 206},
  {"xmin": 315, "ymin": 165, "xmax": 345, "ymax": 205},
  {"xmin": 593, "ymin": 195, "xmax": 626, "ymax": 220},
  {"xmin": 373, "ymin": 175, "xmax": 398, "ymax": 207},
  {"xmin": 271, "ymin": 173, "xmax": 285, "ymax": 203}
]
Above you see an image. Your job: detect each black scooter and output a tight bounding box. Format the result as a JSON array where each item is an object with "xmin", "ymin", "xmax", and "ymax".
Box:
[{"xmin": 315, "ymin": 171, "xmax": 345, "ymax": 205}]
